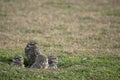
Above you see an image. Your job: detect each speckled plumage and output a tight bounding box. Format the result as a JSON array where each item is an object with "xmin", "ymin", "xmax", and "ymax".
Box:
[
  {"xmin": 12, "ymin": 55, "xmax": 24, "ymax": 67},
  {"xmin": 48, "ymin": 56, "xmax": 58, "ymax": 69},
  {"xmin": 30, "ymin": 54, "xmax": 48, "ymax": 69},
  {"xmin": 25, "ymin": 42, "xmax": 40, "ymax": 64}
]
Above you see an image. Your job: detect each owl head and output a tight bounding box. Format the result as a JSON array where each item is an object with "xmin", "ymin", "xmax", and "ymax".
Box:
[
  {"xmin": 26, "ymin": 41, "xmax": 38, "ymax": 49},
  {"xmin": 12, "ymin": 55, "xmax": 24, "ymax": 63}
]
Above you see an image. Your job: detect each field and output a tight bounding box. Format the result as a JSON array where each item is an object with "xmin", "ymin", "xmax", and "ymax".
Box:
[{"xmin": 0, "ymin": 0, "xmax": 120, "ymax": 80}]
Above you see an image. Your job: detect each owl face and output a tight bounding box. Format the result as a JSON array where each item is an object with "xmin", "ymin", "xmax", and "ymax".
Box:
[
  {"xmin": 48, "ymin": 56, "xmax": 58, "ymax": 64},
  {"xmin": 13, "ymin": 55, "xmax": 23, "ymax": 63},
  {"xmin": 26, "ymin": 42, "xmax": 38, "ymax": 49}
]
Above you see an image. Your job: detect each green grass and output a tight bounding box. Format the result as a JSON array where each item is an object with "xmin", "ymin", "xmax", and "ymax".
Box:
[
  {"xmin": 44, "ymin": 2, "xmax": 73, "ymax": 9},
  {"xmin": 0, "ymin": 51, "xmax": 120, "ymax": 80},
  {"xmin": 105, "ymin": 10, "xmax": 120, "ymax": 17},
  {"xmin": 0, "ymin": 0, "xmax": 120, "ymax": 80}
]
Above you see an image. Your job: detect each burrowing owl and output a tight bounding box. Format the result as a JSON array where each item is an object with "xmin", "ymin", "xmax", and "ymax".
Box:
[
  {"xmin": 25, "ymin": 41, "xmax": 40, "ymax": 64},
  {"xmin": 30, "ymin": 54, "xmax": 48, "ymax": 69},
  {"xmin": 48, "ymin": 56, "xmax": 58, "ymax": 69},
  {"xmin": 12, "ymin": 55, "xmax": 24, "ymax": 67}
]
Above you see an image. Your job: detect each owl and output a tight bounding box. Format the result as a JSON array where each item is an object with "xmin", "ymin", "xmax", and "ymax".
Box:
[
  {"xmin": 25, "ymin": 41, "xmax": 40, "ymax": 65},
  {"xmin": 12, "ymin": 55, "xmax": 24, "ymax": 67},
  {"xmin": 48, "ymin": 56, "xmax": 58, "ymax": 69},
  {"xmin": 30, "ymin": 54, "xmax": 48, "ymax": 69}
]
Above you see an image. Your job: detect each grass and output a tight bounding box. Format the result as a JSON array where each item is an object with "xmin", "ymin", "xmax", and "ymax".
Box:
[
  {"xmin": 106, "ymin": 11, "xmax": 120, "ymax": 17},
  {"xmin": 0, "ymin": 54, "xmax": 120, "ymax": 80},
  {"xmin": 0, "ymin": 0, "xmax": 120, "ymax": 80},
  {"xmin": 45, "ymin": 2, "xmax": 73, "ymax": 9}
]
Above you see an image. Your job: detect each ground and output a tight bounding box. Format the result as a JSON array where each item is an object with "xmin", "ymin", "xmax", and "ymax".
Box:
[{"xmin": 0, "ymin": 0, "xmax": 120, "ymax": 80}]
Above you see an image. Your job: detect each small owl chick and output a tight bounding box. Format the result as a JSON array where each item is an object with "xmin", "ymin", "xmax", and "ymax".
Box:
[
  {"xmin": 48, "ymin": 56, "xmax": 58, "ymax": 69},
  {"xmin": 30, "ymin": 54, "xmax": 48, "ymax": 69},
  {"xmin": 25, "ymin": 41, "xmax": 40, "ymax": 64},
  {"xmin": 12, "ymin": 55, "xmax": 24, "ymax": 67}
]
